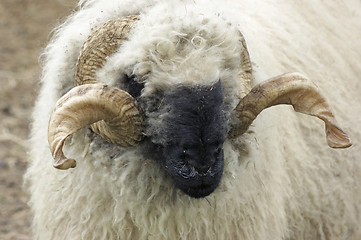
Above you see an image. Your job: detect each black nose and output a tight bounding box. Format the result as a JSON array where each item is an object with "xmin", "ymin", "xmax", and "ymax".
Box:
[
  {"xmin": 195, "ymin": 165, "xmax": 211, "ymax": 174},
  {"xmin": 188, "ymin": 158, "xmax": 215, "ymax": 174}
]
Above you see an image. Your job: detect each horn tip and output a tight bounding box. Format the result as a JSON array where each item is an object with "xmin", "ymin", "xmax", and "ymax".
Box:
[
  {"xmin": 53, "ymin": 158, "xmax": 77, "ymax": 170},
  {"xmin": 327, "ymin": 137, "xmax": 352, "ymax": 149},
  {"xmin": 326, "ymin": 124, "xmax": 352, "ymax": 149}
]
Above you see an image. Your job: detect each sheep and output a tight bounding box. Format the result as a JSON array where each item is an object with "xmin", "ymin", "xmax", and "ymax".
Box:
[{"xmin": 24, "ymin": 0, "xmax": 361, "ymax": 239}]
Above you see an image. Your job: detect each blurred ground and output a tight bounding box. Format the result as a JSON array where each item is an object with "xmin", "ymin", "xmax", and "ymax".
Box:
[{"xmin": 0, "ymin": 0, "xmax": 77, "ymax": 239}]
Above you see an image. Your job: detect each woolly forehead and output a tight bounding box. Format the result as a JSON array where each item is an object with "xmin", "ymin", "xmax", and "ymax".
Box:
[{"xmin": 97, "ymin": 4, "xmax": 243, "ymax": 94}]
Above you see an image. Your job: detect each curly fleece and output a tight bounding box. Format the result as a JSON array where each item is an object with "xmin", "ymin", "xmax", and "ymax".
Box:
[{"xmin": 25, "ymin": 0, "xmax": 361, "ymax": 239}]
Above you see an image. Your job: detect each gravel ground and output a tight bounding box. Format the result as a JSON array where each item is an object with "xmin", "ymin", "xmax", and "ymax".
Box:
[{"xmin": 0, "ymin": 1, "xmax": 77, "ymax": 239}]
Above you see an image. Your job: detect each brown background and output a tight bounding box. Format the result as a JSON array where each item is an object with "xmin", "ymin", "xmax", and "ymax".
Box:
[{"xmin": 0, "ymin": 0, "xmax": 77, "ymax": 239}]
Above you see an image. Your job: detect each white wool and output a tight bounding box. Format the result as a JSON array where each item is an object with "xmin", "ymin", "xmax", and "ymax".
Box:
[{"xmin": 25, "ymin": 0, "xmax": 361, "ymax": 239}]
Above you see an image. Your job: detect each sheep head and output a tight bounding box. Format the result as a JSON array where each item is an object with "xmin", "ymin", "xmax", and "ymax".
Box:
[
  {"xmin": 48, "ymin": 16, "xmax": 351, "ymax": 198},
  {"xmin": 141, "ymin": 81, "xmax": 227, "ymax": 198}
]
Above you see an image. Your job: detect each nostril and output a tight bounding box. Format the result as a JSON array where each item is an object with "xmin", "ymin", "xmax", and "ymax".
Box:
[
  {"xmin": 196, "ymin": 166, "xmax": 211, "ymax": 174},
  {"xmin": 192, "ymin": 162, "xmax": 213, "ymax": 175},
  {"xmin": 179, "ymin": 148, "xmax": 219, "ymax": 175},
  {"xmin": 184, "ymin": 156, "xmax": 217, "ymax": 175},
  {"xmin": 184, "ymin": 158, "xmax": 211, "ymax": 174}
]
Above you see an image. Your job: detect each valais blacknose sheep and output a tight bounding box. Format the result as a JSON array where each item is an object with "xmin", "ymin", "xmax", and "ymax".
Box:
[{"xmin": 25, "ymin": 0, "xmax": 361, "ymax": 239}]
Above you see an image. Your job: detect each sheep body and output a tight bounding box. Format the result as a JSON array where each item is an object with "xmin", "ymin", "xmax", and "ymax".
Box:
[{"xmin": 25, "ymin": 0, "xmax": 361, "ymax": 239}]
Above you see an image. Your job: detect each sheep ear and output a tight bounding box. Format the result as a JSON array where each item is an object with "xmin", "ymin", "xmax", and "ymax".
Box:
[{"xmin": 230, "ymin": 72, "xmax": 352, "ymax": 148}]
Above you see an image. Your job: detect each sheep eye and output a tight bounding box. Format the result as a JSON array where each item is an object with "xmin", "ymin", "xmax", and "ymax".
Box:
[{"xmin": 124, "ymin": 74, "xmax": 144, "ymax": 99}]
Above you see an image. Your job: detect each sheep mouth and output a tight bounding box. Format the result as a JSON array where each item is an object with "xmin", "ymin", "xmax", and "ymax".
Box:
[
  {"xmin": 183, "ymin": 182, "xmax": 219, "ymax": 198},
  {"xmin": 163, "ymin": 155, "xmax": 224, "ymax": 198},
  {"xmin": 171, "ymin": 165, "xmax": 223, "ymax": 198}
]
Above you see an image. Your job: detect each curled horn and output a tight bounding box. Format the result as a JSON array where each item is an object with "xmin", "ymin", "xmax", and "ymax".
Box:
[
  {"xmin": 237, "ymin": 31, "xmax": 253, "ymax": 98},
  {"xmin": 75, "ymin": 15, "xmax": 140, "ymax": 85},
  {"xmin": 230, "ymin": 72, "xmax": 352, "ymax": 148},
  {"xmin": 48, "ymin": 84, "xmax": 143, "ymax": 169},
  {"xmin": 48, "ymin": 16, "xmax": 144, "ymax": 169}
]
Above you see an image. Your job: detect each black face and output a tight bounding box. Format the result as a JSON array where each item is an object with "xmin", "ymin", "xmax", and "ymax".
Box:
[
  {"xmin": 127, "ymin": 75, "xmax": 227, "ymax": 198},
  {"xmin": 159, "ymin": 82, "xmax": 227, "ymax": 198}
]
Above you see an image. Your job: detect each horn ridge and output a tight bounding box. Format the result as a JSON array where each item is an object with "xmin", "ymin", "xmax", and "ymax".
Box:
[
  {"xmin": 48, "ymin": 83, "xmax": 144, "ymax": 169},
  {"xmin": 48, "ymin": 16, "xmax": 144, "ymax": 169},
  {"xmin": 230, "ymin": 72, "xmax": 352, "ymax": 148},
  {"xmin": 237, "ymin": 31, "xmax": 253, "ymax": 98},
  {"xmin": 75, "ymin": 15, "xmax": 140, "ymax": 86}
]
